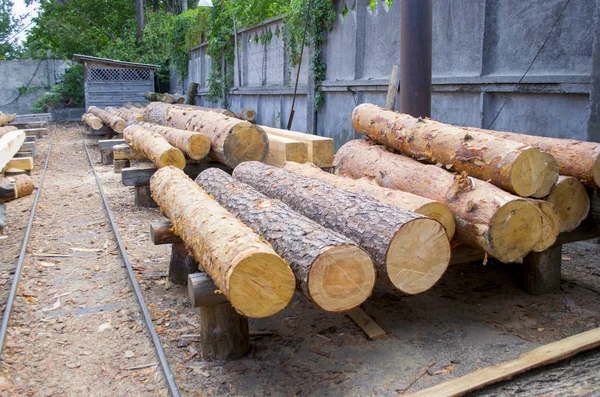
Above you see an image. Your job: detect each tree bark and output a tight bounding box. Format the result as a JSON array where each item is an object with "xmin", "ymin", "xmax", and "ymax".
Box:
[
  {"xmin": 150, "ymin": 166, "xmax": 295, "ymax": 318},
  {"xmin": 81, "ymin": 113, "xmax": 103, "ymax": 130},
  {"xmin": 546, "ymin": 176, "xmax": 590, "ymax": 232},
  {"xmin": 235, "ymin": 108, "xmax": 256, "ymax": 122},
  {"xmin": 333, "ymin": 139, "xmax": 542, "ymax": 263},
  {"xmin": 0, "ymin": 174, "xmax": 33, "ymax": 202},
  {"xmin": 233, "ymin": 161, "xmax": 451, "ymax": 295},
  {"xmin": 136, "ymin": 122, "xmax": 210, "ymax": 160},
  {"xmin": 144, "ymin": 91, "xmax": 174, "ymax": 104},
  {"xmin": 196, "ymin": 168, "xmax": 376, "ymax": 311},
  {"xmin": 352, "ymin": 104, "xmax": 550, "ymax": 197},
  {"xmin": 123, "ymin": 124, "xmax": 186, "ymax": 169},
  {"xmin": 88, "ymin": 106, "xmax": 125, "ymax": 133},
  {"xmin": 185, "ymin": 82, "xmax": 199, "ymax": 105},
  {"xmin": 105, "ymin": 106, "xmax": 143, "ymax": 122},
  {"xmin": 143, "ymin": 102, "xmax": 268, "ymax": 168},
  {"xmin": 0, "ymin": 112, "xmax": 15, "ymax": 127},
  {"xmin": 283, "ymin": 161, "xmax": 456, "ymax": 241}
]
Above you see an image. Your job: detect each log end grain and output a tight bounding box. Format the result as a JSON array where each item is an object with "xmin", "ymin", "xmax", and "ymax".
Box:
[
  {"xmin": 387, "ymin": 218, "xmax": 451, "ymax": 295},
  {"xmin": 158, "ymin": 147, "xmax": 186, "ymax": 169},
  {"xmin": 531, "ymin": 200, "xmax": 560, "ymax": 252},
  {"xmin": 223, "ymin": 123, "xmax": 269, "ymax": 167},
  {"xmin": 307, "ymin": 244, "xmax": 375, "ymax": 312},
  {"xmin": 510, "ymin": 148, "xmax": 547, "ymax": 197},
  {"xmin": 532, "ymin": 153, "xmax": 560, "ymax": 198},
  {"xmin": 594, "ymin": 154, "xmax": 600, "ymax": 190},
  {"xmin": 188, "ymin": 134, "xmax": 211, "ymax": 160},
  {"xmin": 416, "ymin": 202, "xmax": 456, "ymax": 241},
  {"xmin": 114, "ymin": 119, "xmax": 126, "ymax": 134},
  {"xmin": 12, "ymin": 175, "xmax": 34, "ymax": 198},
  {"xmin": 227, "ymin": 251, "xmax": 295, "ymax": 318},
  {"xmin": 547, "ymin": 176, "xmax": 590, "ymax": 232},
  {"xmin": 488, "ymin": 199, "xmax": 542, "ymax": 262}
]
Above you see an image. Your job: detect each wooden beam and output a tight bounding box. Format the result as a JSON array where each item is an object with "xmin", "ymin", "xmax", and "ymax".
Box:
[
  {"xmin": 261, "ymin": 126, "xmax": 334, "ymax": 168},
  {"xmin": 385, "ymin": 65, "xmax": 400, "ymax": 110},
  {"xmin": 21, "ymin": 128, "xmax": 48, "ymax": 137},
  {"xmin": 345, "ymin": 307, "xmax": 386, "ymax": 340},
  {"xmin": 7, "ymin": 157, "xmax": 33, "ymax": 171},
  {"xmin": 150, "ymin": 221, "xmax": 180, "ymax": 245},
  {"xmin": 20, "ymin": 142, "xmax": 36, "ymax": 156},
  {"xmin": 406, "ymin": 327, "xmax": 600, "ymax": 397},
  {"xmin": 121, "ymin": 162, "xmax": 232, "ymax": 186},
  {"xmin": 169, "ymin": 241, "xmax": 198, "ymax": 285},
  {"xmin": 264, "ymin": 134, "xmax": 308, "ymax": 167},
  {"xmin": 98, "ymin": 139, "xmax": 126, "ymax": 151},
  {"xmin": 0, "ymin": 130, "xmax": 26, "ymax": 171},
  {"xmin": 188, "ymin": 272, "xmax": 229, "ymax": 308},
  {"xmin": 135, "ymin": 185, "xmax": 157, "ymax": 208}
]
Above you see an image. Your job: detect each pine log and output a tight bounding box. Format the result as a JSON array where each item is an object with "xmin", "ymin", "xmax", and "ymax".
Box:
[
  {"xmin": 123, "ymin": 124, "xmax": 186, "ymax": 169},
  {"xmin": 532, "ymin": 152, "xmax": 560, "ymax": 198},
  {"xmin": 88, "ymin": 106, "xmax": 125, "ymax": 133},
  {"xmin": 0, "ymin": 130, "xmax": 26, "ymax": 171},
  {"xmin": 233, "ymin": 161, "xmax": 451, "ymax": 295},
  {"xmin": 136, "ymin": 122, "xmax": 210, "ymax": 160},
  {"xmin": 196, "ymin": 168, "xmax": 376, "ymax": 311},
  {"xmin": 185, "ymin": 82, "xmax": 199, "ymax": 105},
  {"xmin": 261, "ymin": 125, "xmax": 334, "ymax": 168},
  {"xmin": 0, "ymin": 112, "xmax": 15, "ymax": 126},
  {"xmin": 81, "ymin": 113, "xmax": 103, "ymax": 130},
  {"xmin": 105, "ymin": 106, "xmax": 143, "ymax": 122},
  {"xmin": 165, "ymin": 93, "xmax": 185, "ymax": 104},
  {"xmin": 529, "ymin": 200, "xmax": 560, "ymax": 252},
  {"xmin": 171, "ymin": 104, "xmax": 236, "ymax": 118},
  {"xmin": 0, "ymin": 126, "xmax": 18, "ymax": 137},
  {"xmin": 150, "ymin": 166, "xmax": 295, "ymax": 318},
  {"xmin": 0, "ymin": 175, "xmax": 33, "ymax": 202},
  {"xmin": 113, "ymin": 144, "xmax": 146, "ymax": 161},
  {"xmin": 333, "ymin": 139, "xmax": 543, "ymax": 263},
  {"xmin": 143, "ymin": 102, "xmax": 268, "ymax": 168},
  {"xmin": 546, "ymin": 176, "xmax": 590, "ymax": 232},
  {"xmin": 144, "ymin": 91, "xmax": 174, "ymax": 104},
  {"xmin": 236, "ymin": 108, "xmax": 256, "ymax": 122},
  {"xmin": 283, "ymin": 161, "xmax": 456, "ymax": 241},
  {"xmin": 352, "ymin": 103, "xmax": 549, "ymax": 197},
  {"xmin": 265, "ymin": 134, "xmax": 308, "ymax": 167}
]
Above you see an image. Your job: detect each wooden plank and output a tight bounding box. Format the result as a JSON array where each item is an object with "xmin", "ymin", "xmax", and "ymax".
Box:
[
  {"xmin": 150, "ymin": 221, "xmax": 180, "ymax": 245},
  {"xmin": 0, "ymin": 130, "xmax": 26, "ymax": 171},
  {"xmin": 98, "ymin": 139, "xmax": 126, "ymax": 150},
  {"xmin": 20, "ymin": 142, "xmax": 36, "ymax": 156},
  {"xmin": 261, "ymin": 126, "xmax": 334, "ymax": 168},
  {"xmin": 21, "ymin": 128, "xmax": 48, "ymax": 137},
  {"xmin": 121, "ymin": 166, "xmax": 157, "ymax": 186},
  {"xmin": 188, "ymin": 272, "xmax": 229, "ymax": 308},
  {"xmin": 25, "ymin": 136, "xmax": 36, "ymax": 143},
  {"xmin": 406, "ymin": 327, "xmax": 600, "ymax": 397},
  {"xmin": 345, "ymin": 307, "xmax": 386, "ymax": 340},
  {"xmin": 265, "ymin": 134, "xmax": 308, "ymax": 167},
  {"xmin": 7, "ymin": 157, "xmax": 33, "ymax": 171},
  {"xmin": 385, "ymin": 65, "xmax": 400, "ymax": 110}
]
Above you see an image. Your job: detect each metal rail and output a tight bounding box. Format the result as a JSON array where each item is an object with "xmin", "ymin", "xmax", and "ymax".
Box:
[
  {"xmin": 0, "ymin": 123, "xmax": 57, "ymax": 354},
  {"xmin": 76, "ymin": 123, "xmax": 181, "ymax": 397}
]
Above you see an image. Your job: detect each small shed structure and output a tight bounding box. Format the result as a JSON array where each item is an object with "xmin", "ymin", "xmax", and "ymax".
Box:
[{"xmin": 73, "ymin": 54, "xmax": 159, "ymax": 109}]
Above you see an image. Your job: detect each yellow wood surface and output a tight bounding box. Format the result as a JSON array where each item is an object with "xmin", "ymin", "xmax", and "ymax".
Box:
[
  {"xmin": 7, "ymin": 156, "xmax": 33, "ymax": 171},
  {"xmin": 261, "ymin": 126, "xmax": 334, "ymax": 168},
  {"xmin": 264, "ymin": 134, "xmax": 308, "ymax": 167},
  {"xmin": 345, "ymin": 307, "xmax": 386, "ymax": 340}
]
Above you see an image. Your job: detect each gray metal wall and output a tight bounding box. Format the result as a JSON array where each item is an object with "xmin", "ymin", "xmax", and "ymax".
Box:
[{"xmin": 189, "ymin": 0, "xmax": 599, "ymax": 149}]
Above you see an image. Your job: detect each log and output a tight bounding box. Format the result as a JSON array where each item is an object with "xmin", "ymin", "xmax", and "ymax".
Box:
[
  {"xmin": 466, "ymin": 127, "xmax": 600, "ymax": 190},
  {"xmin": 546, "ymin": 176, "xmax": 590, "ymax": 232},
  {"xmin": 0, "ymin": 112, "xmax": 15, "ymax": 126},
  {"xmin": 198, "ymin": 303, "xmax": 249, "ymax": 360},
  {"xmin": 113, "ymin": 144, "xmax": 146, "ymax": 161},
  {"xmin": 196, "ymin": 168, "xmax": 376, "ymax": 312},
  {"xmin": 123, "ymin": 124, "xmax": 186, "ymax": 169},
  {"xmin": 235, "ymin": 108, "xmax": 256, "ymax": 122},
  {"xmin": 144, "ymin": 91, "xmax": 174, "ymax": 104},
  {"xmin": 188, "ymin": 272, "xmax": 230, "ymax": 307},
  {"xmin": 532, "ymin": 152, "xmax": 560, "ymax": 198},
  {"xmin": 171, "ymin": 104, "xmax": 236, "ymax": 118},
  {"xmin": 185, "ymin": 82, "xmax": 199, "ymax": 105},
  {"xmin": 334, "ymin": 140, "xmax": 543, "ymax": 263},
  {"xmin": 136, "ymin": 122, "xmax": 210, "ymax": 161},
  {"xmin": 143, "ymin": 102, "xmax": 268, "ymax": 168},
  {"xmin": 265, "ymin": 134, "xmax": 308, "ymax": 167},
  {"xmin": 352, "ymin": 103, "xmax": 549, "ymax": 197},
  {"xmin": 81, "ymin": 113, "xmax": 103, "ymax": 130},
  {"xmin": 529, "ymin": 200, "xmax": 560, "ymax": 252},
  {"xmin": 165, "ymin": 93, "xmax": 185, "ymax": 104},
  {"xmin": 283, "ymin": 161, "xmax": 456, "ymax": 240},
  {"xmin": 0, "ymin": 130, "xmax": 26, "ymax": 171},
  {"xmin": 88, "ymin": 106, "xmax": 125, "ymax": 133},
  {"xmin": 233, "ymin": 161, "xmax": 451, "ymax": 295},
  {"xmin": 105, "ymin": 106, "xmax": 144, "ymax": 122},
  {"xmin": 261, "ymin": 125, "xmax": 334, "ymax": 168},
  {"xmin": 0, "ymin": 175, "xmax": 34, "ymax": 202},
  {"xmin": 150, "ymin": 166, "xmax": 295, "ymax": 318},
  {"xmin": 0, "ymin": 126, "xmax": 18, "ymax": 137},
  {"xmin": 143, "ymin": 102, "xmax": 236, "ymax": 123}
]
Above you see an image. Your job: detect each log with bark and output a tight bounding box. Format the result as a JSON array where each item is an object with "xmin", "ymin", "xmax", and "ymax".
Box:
[
  {"xmin": 105, "ymin": 106, "xmax": 143, "ymax": 122},
  {"xmin": 196, "ymin": 168, "xmax": 376, "ymax": 312},
  {"xmin": 123, "ymin": 124, "xmax": 186, "ymax": 168},
  {"xmin": 333, "ymin": 139, "xmax": 543, "ymax": 263},
  {"xmin": 0, "ymin": 112, "xmax": 15, "ymax": 126},
  {"xmin": 143, "ymin": 102, "xmax": 268, "ymax": 168},
  {"xmin": 87, "ymin": 106, "xmax": 125, "ymax": 133},
  {"xmin": 233, "ymin": 161, "xmax": 451, "ymax": 295},
  {"xmin": 352, "ymin": 103, "xmax": 550, "ymax": 197},
  {"xmin": 135, "ymin": 122, "xmax": 210, "ymax": 160},
  {"xmin": 0, "ymin": 174, "xmax": 34, "ymax": 201},
  {"xmin": 0, "ymin": 126, "xmax": 18, "ymax": 137},
  {"xmin": 236, "ymin": 108, "xmax": 256, "ymax": 122},
  {"xmin": 150, "ymin": 166, "xmax": 295, "ymax": 318},
  {"xmin": 165, "ymin": 93, "xmax": 185, "ymax": 104},
  {"xmin": 545, "ymin": 176, "xmax": 590, "ymax": 232},
  {"xmin": 283, "ymin": 161, "xmax": 456, "ymax": 241},
  {"xmin": 113, "ymin": 144, "xmax": 146, "ymax": 161},
  {"xmin": 144, "ymin": 91, "xmax": 174, "ymax": 104},
  {"xmin": 466, "ymin": 127, "xmax": 600, "ymax": 190},
  {"xmin": 261, "ymin": 125, "xmax": 334, "ymax": 168},
  {"xmin": 81, "ymin": 113, "xmax": 103, "ymax": 130},
  {"xmin": 185, "ymin": 82, "xmax": 199, "ymax": 105}
]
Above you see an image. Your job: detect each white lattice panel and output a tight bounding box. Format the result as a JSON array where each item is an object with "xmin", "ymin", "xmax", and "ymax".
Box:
[{"xmin": 88, "ymin": 68, "xmax": 152, "ymax": 82}]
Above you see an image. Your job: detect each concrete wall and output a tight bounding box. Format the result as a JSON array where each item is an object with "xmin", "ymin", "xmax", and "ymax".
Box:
[
  {"xmin": 189, "ymin": 0, "xmax": 599, "ymax": 148},
  {"xmin": 0, "ymin": 59, "xmax": 68, "ymax": 115}
]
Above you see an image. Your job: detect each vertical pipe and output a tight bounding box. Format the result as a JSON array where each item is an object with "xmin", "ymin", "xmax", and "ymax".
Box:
[
  {"xmin": 400, "ymin": 0, "xmax": 432, "ymax": 118},
  {"xmin": 136, "ymin": 0, "xmax": 144, "ymax": 40}
]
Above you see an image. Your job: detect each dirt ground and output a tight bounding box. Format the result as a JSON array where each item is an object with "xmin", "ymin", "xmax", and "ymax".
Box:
[{"xmin": 1, "ymin": 123, "xmax": 600, "ymax": 396}]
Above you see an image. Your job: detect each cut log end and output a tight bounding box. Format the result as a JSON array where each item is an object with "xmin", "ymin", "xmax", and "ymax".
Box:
[
  {"xmin": 594, "ymin": 154, "xmax": 600, "ymax": 190},
  {"xmin": 223, "ymin": 123, "xmax": 269, "ymax": 167},
  {"xmin": 547, "ymin": 176, "xmax": 590, "ymax": 232},
  {"xmin": 158, "ymin": 147, "xmax": 186, "ymax": 169},
  {"xmin": 510, "ymin": 148, "xmax": 546, "ymax": 197},
  {"xmin": 188, "ymin": 134, "xmax": 211, "ymax": 160},
  {"xmin": 307, "ymin": 245, "xmax": 375, "ymax": 312},
  {"xmin": 531, "ymin": 200, "xmax": 560, "ymax": 252},
  {"xmin": 488, "ymin": 200, "xmax": 542, "ymax": 262},
  {"xmin": 387, "ymin": 218, "xmax": 451, "ymax": 295},
  {"xmin": 532, "ymin": 153, "xmax": 560, "ymax": 198},
  {"xmin": 416, "ymin": 202, "xmax": 456, "ymax": 241},
  {"xmin": 228, "ymin": 252, "xmax": 295, "ymax": 319}
]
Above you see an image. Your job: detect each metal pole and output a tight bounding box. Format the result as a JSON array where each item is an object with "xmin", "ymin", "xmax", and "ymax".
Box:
[
  {"xmin": 136, "ymin": 0, "xmax": 144, "ymax": 40},
  {"xmin": 233, "ymin": 15, "xmax": 242, "ymax": 87},
  {"xmin": 400, "ymin": 0, "xmax": 432, "ymax": 118},
  {"xmin": 287, "ymin": 0, "xmax": 312, "ymax": 130}
]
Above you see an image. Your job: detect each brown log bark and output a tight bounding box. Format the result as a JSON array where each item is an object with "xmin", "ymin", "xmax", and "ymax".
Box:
[
  {"xmin": 529, "ymin": 200, "xmax": 560, "ymax": 252},
  {"xmin": 88, "ymin": 106, "xmax": 125, "ymax": 133},
  {"xmin": 123, "ymin": 125, "xmax": 186, "ymax": 168},
  {"xmin": 236, "ymin": 108, "xmax": 256, "ymax": 122},
  {"xmin": 196, "ymin": 168, "xmax": 376, "ymax": 311},
  {"xmin": 333, "ymin": 139, "xmax": 542, "ymax": 263},
  {"xmin": 233, "ymin": 161, "xmax": 451, "ymax": 295},
  {"xmin": 143, "ymin": 102, "xmax": 268, "ymax": 167},
  {"xmin": 0, "ymin": 174, "xmax": 33, "ymax": 201},
  {"xmin": 546, "ymin": 176, "xmax": 590, "ymax": 232},
  {"xmin": 136, "ymin": 122, "xmax": 210, "ymax": 160},
  {"xmin": 282, "ymin": 161, "xmax": 456, "ymax": 241},
  {"xmin": 105, "ymin": 106, "xmax": 144, "ymax": 122},
  {"xmin": 81, "ymin": 113, "xmax": 103, "ymax": 130},
  {"xmin": 0, "ymin": 112, "xmax": 15, "ymax": 127},
  {"xmin": 466, "ymin": 127, "xmax": 600, "ymax": 190},
  {"xmin": 352, "ymin": 103, "xmax": 549, "ymax": 197},
  {"xmin": 150, "ymin": 166, "xmax": 295, "ymax": 318}
]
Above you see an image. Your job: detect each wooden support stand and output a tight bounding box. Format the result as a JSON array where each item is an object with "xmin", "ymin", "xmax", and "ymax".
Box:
[
  {"xmin": 523, "ymin": 246, "xmax": 562, "ymax": 295},
  {"xmin": 169, "ymin": 241, "xmax": 198, "ymax": 285},
  {"xmin": 84, "ymin": 124, "xmax": 112, "ymax": 138},
  {"xmin": 113, "ymin": 159, "xmax": 130, "ymax": 173},
  {"xmin": 99, "ymin": 139, "xmax": 125, "ymax": 165},
  {"xmin": 134, "ymin": 185, "xmax": 157, "ymax": 208}
]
